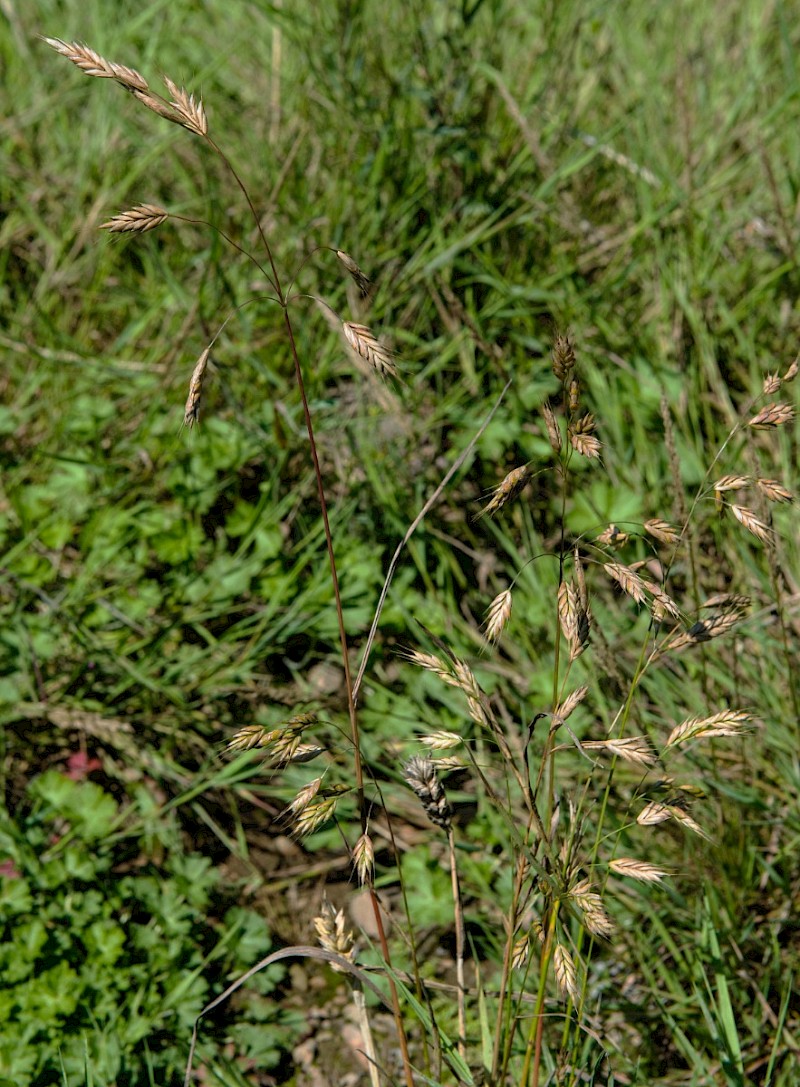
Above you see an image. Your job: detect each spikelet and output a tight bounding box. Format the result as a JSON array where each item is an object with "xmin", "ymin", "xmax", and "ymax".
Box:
[
  {"xmin": 730, "ymin": 505, "xmax": 771, "ymax": 543},
  {"xmin": 184, "ymin": 347, "xmax": 211, "ymax": 428},
  {"xmin": 43, "ymin": 37, "xmax": 149, "ymax": 92},
  {"xmin": 637, "ymin": 801, "xmax": 672, "ymax": 826},
  {"xmin": 570, "ymin": 879, "xmax": 613, "ymax": 938},
  {"xmin": 763, "ymin": 372, "xmax": 782, "ymax": 395},
  {"xmin": 352, "ymin": 834, "xmax": 374, "ymax": 886},
  {"xmin": 483, "ymin": 589, "xmax": 512, "ymax": 643},
  {"xmin": 582, "ymin": 736, "xmax": 657, "ymax": 768},
  {"xmin": 665, "ymin": 710, "xmax": 753, "ymax": 748},
  {"xmin": 748, "ymin": 403, "xmax": 795, "ymax": 429},
  {"xmin": 783, "ymin": 357, "xmax": 799, "ymax": 382},
  {"xmin": 336, "ymin": 251, "xmax": 372, "ymax": 299},
  {"xmin": 596, "ymin": 523, "xmax": 630, "ymax": 547},
  {"xmin": 568, "ymin": 413, "xmax": 602, "ymax": 459},
  {"xmin": 512, "ymin": 933, "xmax": 530, "ymax": 970},
  {"xmin": 554, "ymin": 943, "xmax": 580, "ymax": 1003},
  {"xmin": 755, "ymin": 478, "xmax": 793, "ymax": 504},
  {"xmin": 342, "ymin": 321, "xmax": 397, "ymax": 377},
  {"xmin": 664, "ymin": 610, "xmax": 742, "ymax": 652},
  {"xmin": 644, "ymin": 518, "xmax": 680, "ymax": 546},
  {"xmin": 552, "ymin": 333, "xmax": 576, "ymax": 380},
  {"xmin": 542, "ymin": 401, "xmax": 562, "ymax": 453},
  {"xmin": 604, "ymin": 562, "xmax": 648, "ymax": 606},
  {"xmin": 478, "ymin": 464, "xmax": 533, "ymax": 518},
  {"xmin": 313, "ymin": 898, "xmax": 355, "ymax": 971},
  {"xmin": 101, "ymin": 204, "xmax": 169, "ymax": 234},
  {"xmin": 404, "ymin": 756, "xmax": 453, "ymax": 830},
  {"xmin": 609, "ymin": 858, "xmax": 670, "ymax": 883},
  {"xmin": 567, "ymin": 377, "xmax": 580, "ymax": 413},
  {"xmin": 163, "ymin": 76, "xmax": 208, "ymax": 136},
  {"xmin": 555, "ymin": 685, "xmax": 589, "ymax": 723}
]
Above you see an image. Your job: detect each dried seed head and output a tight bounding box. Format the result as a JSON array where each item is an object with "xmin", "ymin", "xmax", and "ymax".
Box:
[
  {"xmin": 352, "ymin": 834, "xmax": 375, "ymax": 886},
  {"xmin": 665, "ymin": 610, "xmax": 741, "ymax": 652},
  {"xmin": 512, "ymin": 933, "xmax": 530, "ymax": 970},
  {"xmin": 101, "ymin": 203, "xmax": 169, "ymax": 234},
  {"xmin": 714, "ymin": 475, "xmax": 749, "ymax": 493},
  {"xmin": 163, "ymin": 75, "xmax": 208, "ymax": 136},
  {"xmin": 313, "ymin": 899, "xmax": 355, "ymax": 970},
  {"xmin": 730, "ymin": 504, "xmax": 771, "ymax": 543},
  {"xmin": 644, "ymin": 518, "xmax": 680, "ymax": 546},
  {"xmin": 570, "ymin": 879, "xmax": 613, "ymax": 938},
  {"xmin": 287, "ymin": 776, "xmax": 323, "ymax": 815},
  {"xmin": 227, "ymin": 724, "xmax": 282, "ymax": 752},
  {"xmin": 541, "ymin": 401, "xmax": 563, "ymax": 453},
  {"xmin": 582, "ymin": 737, "xmax": 657, "ymax": 768},
  {"xmin": 701, "ymin": 593, "xmax": 750, "ymax": 612},
  {"xmin": 568, "ymin": 414, "xmax": 602, "ymax": 459},
  {"xmin": 637, "ymin": 800, "xmax": 672, "ymax": 826},
  {"xmin": 131, "ymin": 88, "xmax": 185, "ymax": 124},
  {"xmin": 553, "ymin": 942, "xmax": 580, "ymax": 1003},
  {"xmin": 342, "ymin": 321, "xmax": 397, "ymax": 377},
  {"xmin": 763, "ymin": 372, "xmax": 782, "ymax": 395},
  {"xmin": 43, "ymin": 37, "xmax": 149, "ymax": 92},
  {"xmin": 336, "ymin": 250, "xmax": 372, "ymax": 299},
  {"xmin": 604, "ymin": 562, "xmax": 648, "ymax": 606},
  {"xmin": 484, "ymin": 589, "xmax": 513, "ymax": 643},
  {"xmin": 552, "ymin": 333, "xmax": 576, "ymax": 380},
  {"xmin": 184, "ymin": 347, "xmax": 211, "ymax": 428},
  {"xmin": 596, "ymin": 524, "xmax": 630, "ymax": 547},
  {"xmin": 783, "ymin": 356, "xmax": 799, "ymax": 382},
  {"xmin": 573, "ymin": 548, "xmax": 588, "ymax": 611},
  {"xmin": 292, "ymin": 785, "xmax": 349, "ymax": 837},
  {"xmin": 555, "ymin": 685, "xmax": 589, "ymax": 722},
  {"xmin": 609, "ymin": 858, "xmax": 670, "ymax": 883},
  {"xmin": 748, "ymin": 403, "xmax": 795, "ymax": 429},
  {"xmin": 404, "ymin": 756, "xmax": 452, "ymax": 830},
  {"xmin": 478, "ymin": 464, "xmax": 533, "ymax": 518},
  {"xmin": 665, "ymin": 710, "xmax": 754, "ymax": 748},
  {"xmin": 420, "ymin": 730, "xmax": 463, "ymax": 751},
  {"xmin": 568, "ymin": 377, "xmax": 580, "ymax": 413},
  {"xmin": 755, "ymin": 478, "xmax": 793, "ymax": 504}
]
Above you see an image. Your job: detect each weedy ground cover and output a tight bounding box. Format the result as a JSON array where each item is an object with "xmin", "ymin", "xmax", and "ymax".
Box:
[{"xmin": 1, "ymin": 1, "xmax": 799, "ymax": 1085}]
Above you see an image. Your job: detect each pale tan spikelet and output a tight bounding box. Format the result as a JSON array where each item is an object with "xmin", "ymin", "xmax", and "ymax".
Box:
[
  {"xmin": 131, "ymin": 88, "xmax": 184, "ymax": 124},
  {"xmin": 596, "ymin": 523, "xmax": 630, "ymax": 547},
  {"xmin": 478, "ymin": 464, "xmax": 533, "ymax": 518},
  {"xmin": 583, "ymin": 736, "xmax": 657, "ymax": 768},
  {"xmin": 287, "ymin": 775, "xmax": 323, "ymax": 815},
  {"xmin": 342, "ymin": 321, "xmax": 397, "ymax": 377},
  {"xmin": 511, "ymin": 933, "xmax": 530, "ymax": 970},
  {"xmin": 573, "ymin": 548, "xmax": 588, "ymax": 612},
  {"xmin": 666, "ymin": 710, "xmax": 753, "ymax": 749},
  {"xmin": 763, "ymin": 372, "xmax": 782, "ymax": 395},
  {"xmin": 644, "ymin": 518, "xmax": 680, "ymax": 546},
  {"xmin": 667, "ymin": 805, "xmax": 710, "ymax": 840},
  {"xmin": 163, "ymin": 75, "xmax": 208, "ymax": 136},
  {"xmin": 756, "ymin": 478, "xmax": 793, "ymax": 504},
  {"xmin": 101, "ymin": 204, "xmax": 169, "ymax": 234},
  {"xmin": 228, "ymin": 724, "xmax": 281, "ymax": 752},
  {"xmin": 43, "ymin": 37, "xmax": 149, "ymax": 91},
  {"xmin": 748, "ymin": 402, "xmax": 795, "ymax": 429},
  {"xmin": 569, "ymin": 413, "xmax": 602, "ymax": 459},
  {"xmin": 609, "ymin": 858, "xmax": 670, "ymax": 884},
  {"xmin": 184, "ymin": 346, "xmax": 211, "ymax": 428},
  {"xmin": 402, "ymin": 647, "xmax": 450, "ymax": 680},
  {"xmin": 701, "ymin": 593, "xmax": 750, "ymax": 612},
  {"xmin": 404, "ymin": 756, "xmax": 452, "ymax": 829},
  {"xmin": 783, "ymin": 356, "xmax": 799, "ymax": 382},
  {"xmin": 604, "ymin": 562, "xmax": 648, "ymax": 606},
  {"xmin": 542, "ymin": 401, "xmax": 562, "ymax": 453},
  {"xmin": 558, "ymin": 580, "xmax": 578, "ymax": 649},
  {"xmin": 292, "ymin": 787, "xmax": 348, "ymax": 837},
  {"xmin": 275, "ymin": 743, "xmax": 324, "ymax": 766},
  {"xmin": 484, "ymin": 589, "xmax": 512, "ymax": 643},
  {"xmin": 352, "ymin": 833, "xmax": 374, "ymax": 886},
  {"xmin": 552, "ymin": 333, "xmax": 576, "ymax": 380},
  {"xmin": 665, "ymin": 610, "xmax": 742, "ymax": 652},
  {"xmin": 568, "ymin": 377, "xmax": 580, "ymax": 413},
  {"xmin": 570, "ymin": 879, "xmax": 613, "ymax": 938},
  {"xmin": 556, "ymin": 685, "xmax": 589, "ymax": 722},
  {"xmin": 714, "ymin": 474, "xmax": 749, "ymax": 493},
  {"xmin": 336, "ymin": 251, "xmax": 371, "ymax": 299},
  {"xmin": 730, "ymin": 504, "xmax": 771, "ymax": 543},
  {"xmin": 420, "ymin": 730, "xmax": 463, "ymax": 751},
  {"xmin": 431, "ymin": 754, "xmax": 469, "ymax": 772},
  {"xmin": 641, "ymin": 581, "xmax": 682, "ymax": 621},
  {"xmin": 637, "ymin": 801, "xmax": 672, "ymax": 826},
  {"xmin": 553, "ymin": 943, "xmax": 580, "ymax": 1003},
  {"xmin": 313, "ymin": 899, "xmax": 355, "ymax": 971}
]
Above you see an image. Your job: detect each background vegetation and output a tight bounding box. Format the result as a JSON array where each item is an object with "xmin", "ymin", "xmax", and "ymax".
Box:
[{"xmin": 1, "ymin": 0, "xmax": 798, "ymax": 1084}]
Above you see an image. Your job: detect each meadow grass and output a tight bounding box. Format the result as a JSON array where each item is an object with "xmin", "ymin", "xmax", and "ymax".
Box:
[{"xmin": 1, "ymin": 1, "xmax": 799, "ymax": 1084}]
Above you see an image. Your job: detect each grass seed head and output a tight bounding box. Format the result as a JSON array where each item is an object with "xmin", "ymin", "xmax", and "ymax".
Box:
[
  {"xmin": 336, "ymin": 251, "xmax": 372, "ymax": 298},
  {"xmin": 748, "ymin": 402, "xmax": 795, "ymax": 429},
  {"xmin": 568, "ymin": 413, "xmax": 602, "ymax": 459},
  {"xmin": 101, "ymin": 204, "xmax": 169, "ymax": 233},
  {"xmin": 553, "ymin": 942, "xmax": 580, "ymax": 1003},
  {"xmin": 43, "ymin": 37, "xmax": 149, "ymax": 92},
  {"xmin": 478, "ymin": 463, "xmax": 533, "ymax": 518},
  {"xmin": 313, "ymin": 899, "xmax": 355, "ymax": 970},
  {"xmin": 730, "ymin": 504, "xmax": 771, "ymax": 543},
  {"xmin": 609, "ymin": 858, "xmax": 670, "ymax": 883},
  {"xmin": 184, "ymin": 347, "xmax": 211, "ymax": 428},
  {"xmin": 783, "ymin": 356, "xmax": 799, "ymax": 382},
  {"xmin": 404, "ymin": 756, "xmax": 453, "ymax": 830},
  {"xmin": 342, "ymin": 321, "xmax": 397, "ymax": 377},
  {"xmin": 352, "ymin": 833, "xmax": 374, "ymax": 886},
  {"xmin": 483, "ymin": 588, "xmax": 512, "ymax": 643},
  {"xmin": 542, "ymin": 401, "xmax": 562, "ymax": 453},
  {"xmin": 644, "ymin": 518, "xmax": 680, "ymax": 546},
  {"xmin": 763, "ymin": 372, "xmax": 782, "ymax": 395},
  {"xmin": 755, "ymin": 478, "xmax": 793, "ymax": 503},
  {"xmin": 163, "ymin": 75, "xmax": 208, "ymax": 136},
  {"xmin": 552, "ymin": 332, "xmax": 576, "ymax": 380}
]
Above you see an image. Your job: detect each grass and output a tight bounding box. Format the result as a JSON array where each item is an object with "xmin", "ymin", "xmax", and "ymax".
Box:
[{"xmin": 1, "ymin": 1, "xmax": 799, "ymax": 1084}]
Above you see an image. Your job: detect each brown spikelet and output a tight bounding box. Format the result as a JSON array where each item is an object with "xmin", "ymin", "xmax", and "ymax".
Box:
[
  {"xmin": 604, "ymin": 562, "xmax": 648, "ymax": 606},
  {"xmin": 555, "ymin": 685, "xmax": 589, "ymax": 722},
  {"xmin": 352, "ymin": 833, "xmax": 375, "ymax": 886},
  {"xmin": 184, "ymin": 347, "xmax": 211, "ymax": 428},
  {"xmin": 570, "ymin": 879, "xmax": 613, "ymax": 938},
  {"xmin": 755, "ymin": 478, "xmax": 793, "ymax": 504},
  {"xmin": 667, "ymin": 805, "xmax": 710, "ymax": 840},
  {"xmin": 404, "ymin": 756, "xmax": 452, "ymax": 829},
  {"xmin": 342, "ymin": 321, "xmax": 397, "ymax": 377},
  {"xmin": 43, "ymin": 37, "xmax": 149, "ymax": 92},
  {"xmin": 483, "ymin": 589, "xmax": 513, "ymax": 643},
  {"xmin": 227, "ymin": 724, "xmax": 281, "ymax": 752},
  {"xmin": 783, "ymin": 356, "xmax": 799, "ymax": 382},
  {"xmin": 701, "ymin": 593, "xmax": 750, "ymax": 612},
  {"xmin": 558, "ymin": 581, "xmax": 588, "ymax": 660},
  {"xmin": 640, "ymin": 580, "xmax": 682, "ymax": 621},
  {"xmin": 568, "ymin": 413, "xmax": 602, "ymax": 459},
  {"xmin": 730, "ymin": 504, "xmax": 771, "ymax": 543},
  {"xmin": 665, "ymin": 710, "xmax": 754, "ymax": 748},
  {"xmin": 664, "ymin": 610, "xmax": 742, "ymax": 652},
  {"xmin": 644, "ymin": 518, "xmax": 680, "ymax": 546},
  {"xmin": 336, "ymin": 251, "xmax": 372, "ymax": 299},
  {"xmin": 714, "ymin": 475, "xmax": 750, "ymax": 493},
  {"xmin": 420, "ymin": 730, "xmax": 463, "ymax": 751},
  {"xmin": 291, "ymin": 784, "xmax": 349, "ymax": 837},
  {"xmin": 552, "ymin": 333, "xmax": 576, "ymax": 380},
  {"xmin": 131, "ymin": 88, "xmax": 184, "ymax": 124},
  {"xmin": 313, "ymin": 899, "xmax": 355, "ymax": 970},
  {"xmin": 748, "ymin": 402, "xmax": 795, "ymax": 429},
  {"xmin": 478, "ymin": 464, "xmax": 533, "ymax": 518},
  {"xmin": 582, "ymin": 736, "xmax": 657, "ymax": 768},
  {"xmin": 542, "ymin": 401, "xmax": 562, "ymax": 453},
  {"xmin": 763, "ymin": 372, "xmax": 782, "ymax": 395},
  {"xmin": 163, "ymin": 75, "xmax": 208, "ymax": 136},
  {"xmin": 568, "ymin": 377, "xmax": 580, "ymax": 413},
  {"xmin": 512, "ymin": 934, "xmax": 530, "ymax": 970},
  {"xmin": 596, "ymin": 523, "xmax": 630, "ymax": 547},
  {"xmin": 609, "ymin": 858, "xmax": 670, "ymax": 883},
  {"xmin": 553, "ymin": 943, "xmax": 580, "ymax": 1003},
  {"xmin": 637, "ymin": 801, "xmax": 672, "ymax": 826},
  {"xmin": 573, "ymin": 548, "xmax": 588, "ymax": 611},
  {"xmin": 101, "ymin": 204, "xmax": 169, "ymax": 234}
]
